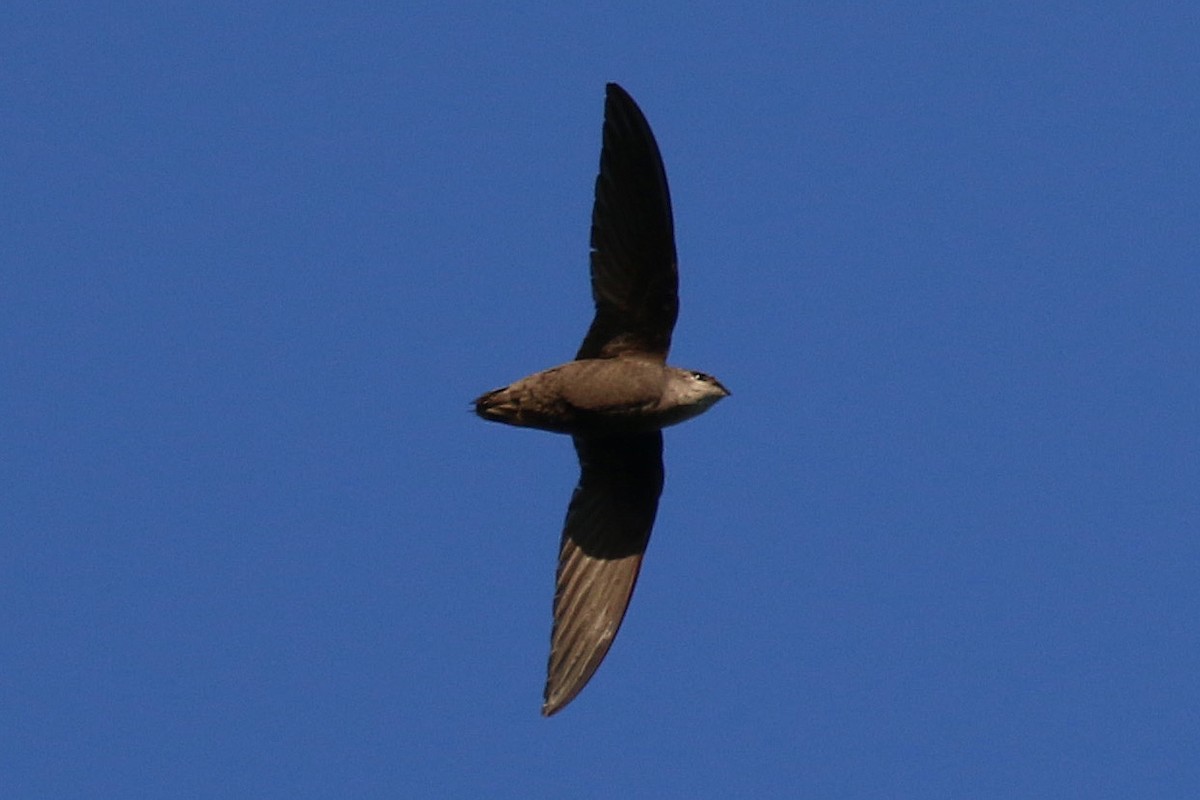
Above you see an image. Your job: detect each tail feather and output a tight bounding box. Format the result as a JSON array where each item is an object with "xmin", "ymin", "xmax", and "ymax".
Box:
[{"xmin": 474, "ymin": 386, "xmax": 518, "ymax": 423}]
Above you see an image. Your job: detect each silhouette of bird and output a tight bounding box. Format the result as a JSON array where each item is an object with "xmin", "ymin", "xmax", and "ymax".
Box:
[{"xmin": 475, "ymin": 83, "xmax": 728, "ymax": 715}]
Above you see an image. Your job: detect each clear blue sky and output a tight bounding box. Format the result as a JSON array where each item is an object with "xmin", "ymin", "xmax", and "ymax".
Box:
[{"xmin": 5, "ymin": 4, "xmax": 1198, "ymax": 797}]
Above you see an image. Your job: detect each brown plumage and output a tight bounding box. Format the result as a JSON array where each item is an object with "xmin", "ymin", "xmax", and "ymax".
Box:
[{"xmin": 474, "ymin": 83, "xmax": 728, "ymax": 716}]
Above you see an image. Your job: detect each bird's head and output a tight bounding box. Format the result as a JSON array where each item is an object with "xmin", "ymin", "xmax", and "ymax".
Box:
[{"xmin": 661, "ymin": 368, "xmax": 730, "ymax": 424}]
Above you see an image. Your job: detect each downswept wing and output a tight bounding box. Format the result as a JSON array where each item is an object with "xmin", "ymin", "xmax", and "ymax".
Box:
[
  {"xmin": 542, "ymin": 432, "xmax": 664, "ymax": 715},
  {"xmin": 576, "ymin": 83, "xmax": 679, "ymax": 362}
]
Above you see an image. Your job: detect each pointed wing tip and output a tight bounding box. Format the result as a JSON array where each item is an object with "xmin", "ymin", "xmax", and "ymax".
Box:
[
  {"xmin": 541, "ymin": 683, "xmax": 577, "ymax": 717},
  {"xmin": 543, "ymin": 653, "xmax": 596, "ymax": 717},
  {"xmin": 604, "ymin": 82, "xmax": 635, "ymax": 107}
]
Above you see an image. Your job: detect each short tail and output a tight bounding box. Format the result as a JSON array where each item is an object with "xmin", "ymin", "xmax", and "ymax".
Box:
[{"xmin": 473, "ymin": 386, "xmax": 515, "ymax": 423}]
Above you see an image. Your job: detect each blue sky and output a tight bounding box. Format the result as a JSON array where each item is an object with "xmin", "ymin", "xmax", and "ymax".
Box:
[{"xmin": 4, "ymin": 3, "xmax": 1199, "ymax": 797}]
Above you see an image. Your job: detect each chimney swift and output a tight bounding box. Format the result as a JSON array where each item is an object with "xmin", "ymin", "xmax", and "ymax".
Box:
[{"xmin": 474, "ymin": 83, "xmax": 729, "ymax": 716}]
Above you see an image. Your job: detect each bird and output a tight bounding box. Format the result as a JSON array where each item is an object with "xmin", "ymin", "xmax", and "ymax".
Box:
[{"xmin": 474, "ymin": 83, "xmax": 729, "ymax": 716}]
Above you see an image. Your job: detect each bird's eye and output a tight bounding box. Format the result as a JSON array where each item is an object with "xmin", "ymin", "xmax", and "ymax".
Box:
[{"xmin": 691, "ymin": 371, "xmax": 707, "ymax": 381}]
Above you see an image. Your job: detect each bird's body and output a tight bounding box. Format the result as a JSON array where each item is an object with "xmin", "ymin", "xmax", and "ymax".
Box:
[
  {"xmin": 474, "ymin": 83, "xmax": 727, "ymax": 716},
  {"xmin": 475, "ymin": 357, "xmax": 726, "ymax": 435}
]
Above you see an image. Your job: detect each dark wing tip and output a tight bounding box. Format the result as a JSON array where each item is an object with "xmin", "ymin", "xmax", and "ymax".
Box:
[{"xmin": 605, "ymin": 81, "xmax": 631, "ymax": 102}]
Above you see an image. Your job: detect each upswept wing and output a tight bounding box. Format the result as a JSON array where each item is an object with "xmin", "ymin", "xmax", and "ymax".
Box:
[{"xmin": 576, "ymin": 83, "xmax": 679, "ymax": 362}]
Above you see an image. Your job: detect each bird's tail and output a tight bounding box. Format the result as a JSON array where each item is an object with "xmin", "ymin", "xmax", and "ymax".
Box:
[{"xmin": 473, "ymin": 386, "xmax": 519, "ymax": 424}]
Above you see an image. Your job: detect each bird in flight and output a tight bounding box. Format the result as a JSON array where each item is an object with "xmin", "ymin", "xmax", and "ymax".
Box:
[{"xmin": 475, "ymin": 83, "xmax": 729, "ymax": 716}]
